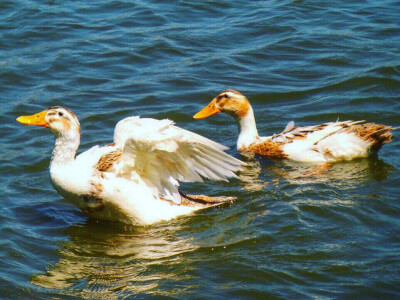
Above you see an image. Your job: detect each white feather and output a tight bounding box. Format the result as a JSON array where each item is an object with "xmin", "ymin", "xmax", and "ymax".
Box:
[
  {"xmin": 113, "ymin": 116, "xmax": 244, "ymax": 204},
  {"xmin": 283, "ymin": 121, "xmax": 295, "ymax": 133}
]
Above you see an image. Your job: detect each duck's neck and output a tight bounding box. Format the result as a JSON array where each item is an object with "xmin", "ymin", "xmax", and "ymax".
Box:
[
  {"xmin": 50, "ymin": 132, "xmax": 80, "ymax": 168},
  {"xmin": 235, "ymin": 106, "xmax": 259, "ymax": 150}
]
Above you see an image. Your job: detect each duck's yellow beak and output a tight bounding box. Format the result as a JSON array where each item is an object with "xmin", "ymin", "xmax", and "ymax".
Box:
[
  {"xmin": 16, "ymin": 110, "xmax": 49, "ymax": 128},
  {"xmin": 193, "ymin": 98, "xmax": 221, "ymax": 119}
]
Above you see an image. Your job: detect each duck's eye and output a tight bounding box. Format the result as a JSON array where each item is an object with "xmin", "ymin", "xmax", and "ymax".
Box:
[
  {"xmin": 224, "ymin": 94, "xmax": 229, "ymax": 99},
  {"xmin": 58, "ymin": 112, "xmax": 64, "ymax": 117}
]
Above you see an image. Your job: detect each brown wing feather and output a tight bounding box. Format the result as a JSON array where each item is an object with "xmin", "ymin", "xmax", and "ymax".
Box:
[
  {"xmin": 346, "ymin": 123, "xmax": 392, "ymax": 151},
  {"xmin": 96, "ymin": 151, "xmax": 122, "ymax": 172}
]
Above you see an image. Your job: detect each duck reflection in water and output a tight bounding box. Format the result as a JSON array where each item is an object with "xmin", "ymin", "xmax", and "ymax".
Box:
[
  {"xmin": 238, "ymin": 152, "xmax": 394, "ymax": 190},
  {"xmin": 31, "ymin": 220, "xmax": 198, "ymax": 298}
]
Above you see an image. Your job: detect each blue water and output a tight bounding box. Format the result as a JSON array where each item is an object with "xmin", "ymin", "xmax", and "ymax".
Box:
[{"xmin": 1, "ymin": 0, "xmax": 400, "ymax": 298}]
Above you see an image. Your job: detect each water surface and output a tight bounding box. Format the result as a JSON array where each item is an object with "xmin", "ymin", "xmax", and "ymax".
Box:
[{"xmin": 1, "ymin": 0, "xmax": 400, "ymax": 298}]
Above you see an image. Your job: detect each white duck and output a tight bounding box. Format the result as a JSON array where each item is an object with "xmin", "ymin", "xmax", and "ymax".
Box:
[
  {"xmin": 194, "ymin": 89, "xmax": 393, "ymax": 163},
  {"xmin": 17, "ymin": 106, "xmax": 244, "ymax": 225}
]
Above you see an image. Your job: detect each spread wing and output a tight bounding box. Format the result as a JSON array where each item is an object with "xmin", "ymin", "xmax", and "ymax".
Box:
[{"xmin": 113, "ymin": 117, "xmax": 244, "ymax": 203}]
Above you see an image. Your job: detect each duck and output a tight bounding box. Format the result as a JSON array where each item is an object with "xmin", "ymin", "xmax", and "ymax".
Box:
[
  {"xmin": 16, "ymin": 106, "xmax": 244, "ymax": 225},
  {"xmin": 193, "ymin": 89, "xmax": 393, "ymax": 163}
]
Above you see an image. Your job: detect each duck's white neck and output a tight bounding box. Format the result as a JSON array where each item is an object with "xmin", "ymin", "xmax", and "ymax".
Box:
[
  {"xmin": 235, "ymin": 106, "xmax": 259, "ymax": 150},
  {"xmin": 50, "ymin": 132, "xmax": 80, "ymax": 168}
]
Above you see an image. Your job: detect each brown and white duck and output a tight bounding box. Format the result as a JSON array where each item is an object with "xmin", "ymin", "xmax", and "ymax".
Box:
[
  {"xmin": 17, "ymin": 106, "xmax": 244, "ymax": 225},
  {"xmin": 194, "ymin": 89, "xmax": 393, "ymax": 163}
]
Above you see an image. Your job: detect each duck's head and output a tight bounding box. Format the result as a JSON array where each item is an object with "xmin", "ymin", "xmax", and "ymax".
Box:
[
  {"xmin": 17, "ymin": 106, "xmax": 80, "ymax": 137},
  {"xmin": 193, "ymin": 89, "xmax": 250, "ymax": 120}
]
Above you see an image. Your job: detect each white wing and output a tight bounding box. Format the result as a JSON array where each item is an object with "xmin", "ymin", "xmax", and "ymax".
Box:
[{"xmin": 113, "ymin": 117, "xmax": 244, "ymax": 203}]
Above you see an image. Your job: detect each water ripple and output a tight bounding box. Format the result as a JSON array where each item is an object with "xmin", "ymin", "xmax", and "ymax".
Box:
[{"xmin": 1, "ymin": 0, "xmax": 400, "ymax": 298}]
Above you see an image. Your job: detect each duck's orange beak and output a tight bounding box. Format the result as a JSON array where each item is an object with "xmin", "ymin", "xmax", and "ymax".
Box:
[
  {"xmin": 16, "ymin": 110, "xmax": 49, "ymax": 128},
  {"xmin": 193, "ymin": 98, "xmax": 221, "ymax": 119}
]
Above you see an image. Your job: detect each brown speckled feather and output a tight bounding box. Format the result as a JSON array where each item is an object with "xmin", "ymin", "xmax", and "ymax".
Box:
[
  {"xmin": 96, "ymin": 150, "xmax": 122, "ymax": 172},
  {"xmin": 244, "ymin": 140, "xmax": 288, "ymax": 158},
  {"xmin": 346, "ymin": 123, "xmax": 392, "ymax": 151}
]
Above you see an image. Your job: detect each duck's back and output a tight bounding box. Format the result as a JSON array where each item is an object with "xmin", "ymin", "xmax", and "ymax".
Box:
[{"xmin": 247, "ymin": 121, "xmax": 392, "ymax": 163}]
